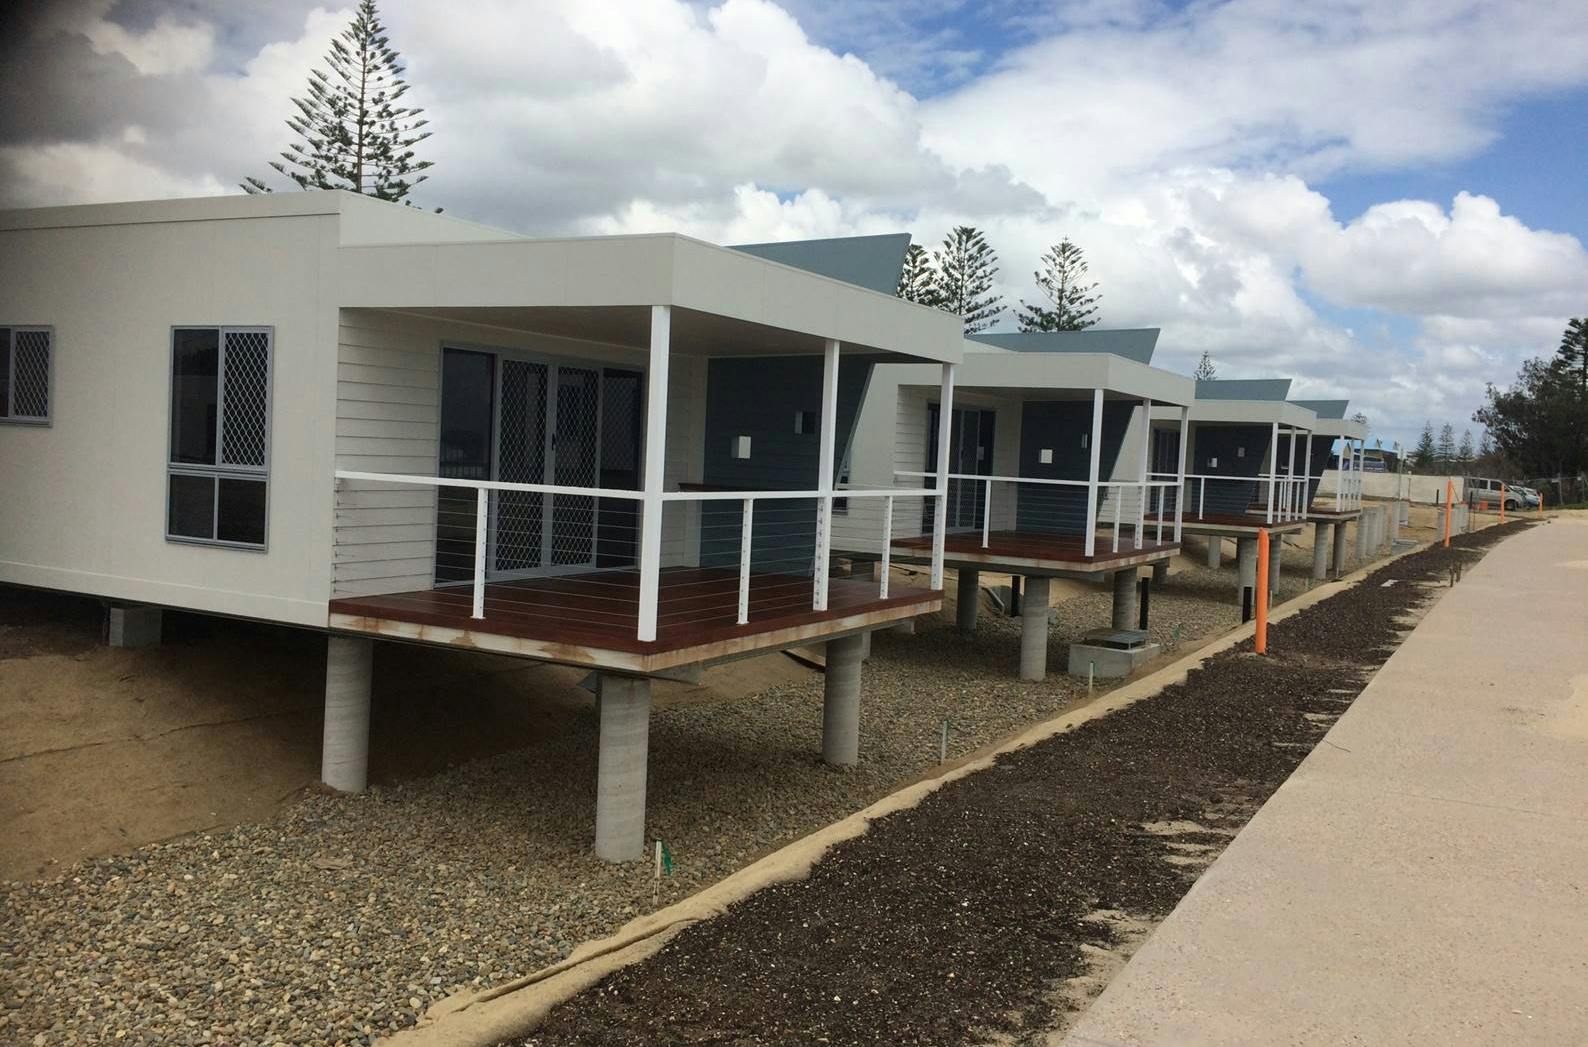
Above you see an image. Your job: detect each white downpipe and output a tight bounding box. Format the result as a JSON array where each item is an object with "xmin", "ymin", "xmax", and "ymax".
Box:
[
  {"xmin": 471, "ymin": 487, "xmax": 487, "ymax": 620},
  {"xmin": 1083, "ymin": 388, "xmax": 1104, "ymax": 557},
  {"xmin": 981, "ymin": 478, "xmax": 992, "ymax": 548},
  {"xmin": 1198, "ymin": 476, "xmax": 1206, "ymax": 519},
  {"xmin": 1335, "ymin": 438, "xmax": 1345, "ymax": 510},
  {"xmin": 1284, "ymin": 427, "xmax": 1298, "ymax": 521},
  {"xmin": 1175, "ymin": 407, "xmax": 1189, "ymax": 540},
  {"xmin": 636, "ymin": 305, "xmax": 671, "ymax": 643},
  {"xmin": 1265, "ymin": 421, "xmax": 1278, "ymax": 524},
  {"xmin": 930, "ymin": 363, "xmax": 955, "ymax": 590},
  {"xmin": 737, "ymin": 498, "xmax": 753, "ymax": 625},
  {"xmin": 813, "ymin": 338, "xmax": 840, "ymax": 612},
  {"xmin": 879, "ymin": 495, "xmax": 893, "ymax": 599},
  {"xmin": 1111, "ymin": 484, "xmax": 1121, "ymax": 553},
  {"xmin": 1301, "ymin": 430, "xmax": 1313, "ymax": 518},
  {"xmin": 1135, "ymin": 398, "xmax": 1150, "ymax": 548}
]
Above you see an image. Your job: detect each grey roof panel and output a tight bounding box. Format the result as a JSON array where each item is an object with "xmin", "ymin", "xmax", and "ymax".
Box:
[
  {"xmin": 969, "ymin": 328, "xmax": 1160, "ymax": 365},
  {"xmin": 1290, "ymin": 398, "xmax": 1349, "ymax": 419},
  {"xmin": 728, "ymin": 233, "xmax": 912, "ymax": 295},
  {"xmin": 1195, "ymin": 378, "xmax": 1292, "ymax": 401}
]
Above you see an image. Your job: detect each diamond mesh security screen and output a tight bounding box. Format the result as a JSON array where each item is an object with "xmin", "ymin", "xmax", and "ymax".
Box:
[
  {"xmin": 552, "ymin": 366, "xmax": 600, "ymax": 566},
  {"xmin": 220, "ymin": 330, "xmax": 270, "ymax": 467},
  {"xmin": 11, "ymin": 329, "xmax": 50, "ymax": 419},
  {"xmin": 495, "ymin": 359, "xmax": 548, "ymax": 573}
]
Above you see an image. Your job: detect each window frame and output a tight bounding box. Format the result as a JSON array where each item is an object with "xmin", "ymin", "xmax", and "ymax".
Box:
[
  {"xmin": 164, "ymin": 325, "xmax": 274, "ymax": 552},
  {"xmin": 0, "ymin": 324, "xmax": 55, "ymax": 426}
]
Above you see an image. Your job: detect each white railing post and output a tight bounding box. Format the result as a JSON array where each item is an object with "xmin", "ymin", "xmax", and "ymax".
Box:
[
  {"xmin": 1198, "ymin": 476, "xmax": 1206, "ymax": 519},
  {"xmin": 813, "ymin": 338, "xmax": 840, "ymax": 612},
  {"xmin": 981, "ymin": 478, "xmax": 992, "ymax": 548},
  {"xmin": 737, "ymin": 498, "xmax": 753, "ymax": 625},
  {"xmin": 637, "ymin": 305, "xmax": 671, "ymax": 642},
  {"xmin": 1175, "ymin": 406, "xmax": 1189, "ymax": 540},
  {"xmin": 930, "ymin": 363, "xmax": 955, "ymax": 590},
  {"xmin": 1112, "ymin": 485, "xmax": 1121, "ymax": 553},
  {"xmin": 1084, "ymin": 388, "xmax": 1104, "ymax": 556},
  {"xmin": 1284, "ymin": 426, "xmax": 1297, "ymax": 520},
  {"xmin": 1266, "ymin": 421, "xmax": 1278, "ymax": 524},
  {"xmin": 1335, "ymin": 437, "xmax": 1345, "ymax": 510},
  {"xmin": 471, "ymin": 487, "xmax": 487, "ymax": 619},
  {"xmin": 879, "ymin": 495, "xmax": 893, "ymax": 599}
]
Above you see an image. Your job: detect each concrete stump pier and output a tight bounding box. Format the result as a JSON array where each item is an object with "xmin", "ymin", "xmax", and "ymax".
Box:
[
  {"xmin": 956, "ymin": 569, "xmax": 980, "ymax": 634},
  {"xmin": 1332, "ymin": 519, "xmax": 1350, "ymax": 579},
  {"xmin": 321, "ymin": 635, "xmax": 374, "ymax": 794},
  {"xmin": 1236, "ymin": 537, "xmax": 1258, "ymax": 608},
  {"xmin": 1019, "ymin": 575, "xmax": 1052, "ymax": 682},
  {"xmin": 108, "ymin": 605, "xmax": 163, "ymax": 648},
  {"xmin": 1152, "ymin": 560, "xmax": 1169, "ymax": 586},
  {"xmin": 1111, "ymin": 568, "xmax": 1138, "ymax": 630},
  {"xmin": 1267, "ymin": 533, "xmax": 1283, "ymax": 592},
  {"xmin": 822, "ymin": 634, "xmax": 865, "ymax": 766},
  {"xmin": 1206, "ymin": 538, "xmax": 1222, "ymax": 569},
  {"xmin": 1356, "ymin": 513, "xmax": 1369, "ymax": 559},
  {"xmin": 595, "ymin": 674, "xmax": 652, "ymax": 862},
  {"xmin": 1311, "ymin": 521, "xmax": 1330, "ymax": 580}
]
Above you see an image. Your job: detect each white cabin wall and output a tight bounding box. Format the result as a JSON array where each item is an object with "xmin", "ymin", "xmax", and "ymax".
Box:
[{"xmin": 0, "ymin": 212, "xmax": 339, "ymax": 626}]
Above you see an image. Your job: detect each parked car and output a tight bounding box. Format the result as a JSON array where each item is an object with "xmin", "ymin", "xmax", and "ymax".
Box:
[{"xmin": 1468, "ymin": 477, "xmax": 1528, "ymax": 510}]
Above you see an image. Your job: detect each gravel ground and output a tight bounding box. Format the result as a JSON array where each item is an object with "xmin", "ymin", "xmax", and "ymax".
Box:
[
  {"xmin": 0, "ymin": 541, "xmax": 1388, "ymax": 1046},
  {"xmin": 515, "ymin": 523, "xmax": 1530, "ymax": 1047}
]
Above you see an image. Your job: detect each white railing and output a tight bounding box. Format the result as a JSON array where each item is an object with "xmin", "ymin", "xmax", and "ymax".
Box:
[
  {"xmin": 1334, "ymin": 443, "xmax": 1365, "ymax": 511},
  {"xmin": 1152, "ymin": 471, "xmax": 1311, "ymax": 524},
  {"xmin": 894, "ymin": 470, "xmax": 1182, "ymax": 555},
  {"xmin": 334, "ymin": 469, "xmax": 937, "ymax": 642}
]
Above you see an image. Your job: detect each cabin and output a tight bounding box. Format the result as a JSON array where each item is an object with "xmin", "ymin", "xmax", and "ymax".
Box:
[
  {"xmin": 0, "ymin": 193, "xmax": 963, "ymax": 861},
  {"xmin": 1285, "ymin": 399, "xmax": 1366, "ymax": 579},
  {"xmin": 1129, "ymin": 378, "xmax": 1319, "ymax": 605},
  {"xmin": 837, "ymin": 330, "xmax": 1195, "ymax": 681}
]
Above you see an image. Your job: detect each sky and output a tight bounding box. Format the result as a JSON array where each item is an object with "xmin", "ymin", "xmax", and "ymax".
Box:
[{"xmin": 3, "ymin": 0, "xmax": 1587, "ymax": 452}]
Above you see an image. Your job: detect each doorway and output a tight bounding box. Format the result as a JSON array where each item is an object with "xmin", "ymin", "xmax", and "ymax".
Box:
[
  {"xmin": 435, "ymin": 347, "xmax": 643, "ymax": 584},
  {"xmin": 924, "ymin": 403, "xmax": 996, "ymax": 533}
]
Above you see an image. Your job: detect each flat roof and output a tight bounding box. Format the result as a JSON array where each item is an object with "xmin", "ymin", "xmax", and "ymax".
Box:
[
  {"xmin": 880, "ymin": 341, "xmax": 1195, "ymax": 406},
  {"xmin": 969, "ymin": 328, "xmax": 1160, "ymax": 365}
]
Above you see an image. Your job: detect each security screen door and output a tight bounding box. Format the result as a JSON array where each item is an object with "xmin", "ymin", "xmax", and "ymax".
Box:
[
  {"xmin": 437, "ymin": 348, "xmax": 637, "ymax": 584},
  {"xmin": 923, "ymin": 403, "xmax": 996, "ymax": 533}
]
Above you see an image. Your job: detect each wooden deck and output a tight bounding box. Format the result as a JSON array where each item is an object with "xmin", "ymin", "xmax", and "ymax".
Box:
[
  {"xmin": 328, "ymin": 568, "xmax": 938, "ymax": 673},
  {"xmin": 1148, "ymin": 513, "xmax": 1309, "ymax": 536},
  {"xmin": 888, "ymin": 530, "xmax": 1178, "ymax": 575}
]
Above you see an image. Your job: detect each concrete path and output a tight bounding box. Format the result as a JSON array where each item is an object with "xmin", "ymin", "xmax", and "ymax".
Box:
[{"xmin": 1064, "ymin": 517, "xmax": 1588, "ymax": 1047}]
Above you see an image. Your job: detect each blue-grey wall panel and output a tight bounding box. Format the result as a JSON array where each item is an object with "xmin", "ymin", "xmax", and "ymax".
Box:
[
  {"xmin": 1190, "ymin": 424, "xmax": 1274, "ymax": 515},
  {"xmin": 699, "ymin": 356, "xmax": 873, "ymax": 571},
  {"xmin": 1014, "ymin": 401, "xmax": 1134, "ymax": 534}
]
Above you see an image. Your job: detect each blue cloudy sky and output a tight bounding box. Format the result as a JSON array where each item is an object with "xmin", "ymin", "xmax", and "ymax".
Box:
[{"xmin": 3, "ymin": 0, "xmax": 1586, "ymax": 450}]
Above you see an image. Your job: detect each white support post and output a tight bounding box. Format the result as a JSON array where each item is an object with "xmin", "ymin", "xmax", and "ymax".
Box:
[
  {"xmin": 813, "ymin": 338, "xmax": 840, "ymax": 612},
  {"xmin": 737, "ymin": 498, "xmax": 753, "ymax": 625},
  {"xmin": 1135, "ymin": 398, "xmax": 1150, "ymax": 548},
  {"xmin": 1198, "ymin": 476, "xmax": 1205, "ymax": 519},
  {"xmin": 1301, "ymin": 430, "xmax": 1313, "ymax": 518},
  {"xmin": 879, "ymin": 496, "xmax": 893, "ymax": 599},
  {"xmin": 1284, "ymin": 427, "xmax": 1297, "ymax": 520},
  {"xmin": 637, "ymin": 306, "xmax": 671, "ymax": 642},
  {"xmin": 1335, "ymin": 438, "xmax": 1345, "ymax": 510},
  {"xmin": 1083, "ymin": 388, "xmax": 1104, "ymax": 557},
  {"xmin": 1175, "ymin": 407, "xmax": 1189, "ymax": 541},
  {"xmin": 981, "ymin": 478, "xmax": 992, "ymax": 548},
  {"xmin": 930, "ymin": 363, "xmax": 956, "ymax": 590},
  {"xmin": 472, "ymin": 487, "xmax": 487, "ymax": 620},
  {"xmin": 1266, "ymin": 421, "xmax": 1279, "ymax": 524}
]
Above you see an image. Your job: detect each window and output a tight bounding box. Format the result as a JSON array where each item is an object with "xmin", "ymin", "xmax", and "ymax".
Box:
[
  {"xmin": 0, "ymin": 326, "xmax": 52, "ymax": 423},
  {"xmin": 166, "ymin": 327, "xmax": 272, "ymax": 548}
]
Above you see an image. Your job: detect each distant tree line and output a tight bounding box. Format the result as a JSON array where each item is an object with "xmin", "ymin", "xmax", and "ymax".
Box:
[
  {"xmin": 899, "ymin": 227, "xmax": 1102, "ymax": 335},
  {"xmin": 1472, "ymin": 317, "xmax": 1588, "ymax": 483},
  {"xmin": 1410, "ymin": 421, "xmax": 1492, "ymax": 475}
]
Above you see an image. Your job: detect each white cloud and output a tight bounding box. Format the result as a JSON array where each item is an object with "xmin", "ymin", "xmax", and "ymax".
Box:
[
  {"xmin": 0, "ymin": 142, "xmax": 227, "ymax": 202},
  {"xmin": 83, "ymin": 13, "xmax": 216, "ymax": 75}
]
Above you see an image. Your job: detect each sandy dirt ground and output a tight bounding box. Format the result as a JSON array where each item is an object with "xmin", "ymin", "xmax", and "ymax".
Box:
[{"xmin": 0, "ymin": 589, "xmax": 812, "ymax": 880}]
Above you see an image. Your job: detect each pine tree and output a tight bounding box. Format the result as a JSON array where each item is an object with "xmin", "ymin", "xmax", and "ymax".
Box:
[
  {"xmin": 932, "ymin": 226, "xmax": 1004, "ymax": 334},
  {"xmin": 1016, "ymin": 238, "xmax": 1100, "ymax": 332},
  {"xmin": 1458, "ymin": 429, "xmax": 1474, "ymax": 466},
  {"xmin": 1437, "ymin": 423, "xmax": 1457, "ymax": 473},
  {"xmin": 1414, "ymin": 421, "xmax": 1437, "ymax": 471},
  {"xmin": 896, "ymin": 243, "xmax": 938, "ymax": 306},
  {"xmin": 243, "ymin": 0, "xmax": 434, "ymax": 205},
  {"xmin": 1558, "ymin": 317, "xmax": 1588, "ymax": 397},
  {"xmin": 1192, "ymin": 351, "xmax": 1217, "ymax": 381},
  {"xmin": 1478, "ymin": 430, "xmax": 1495, "ymax": 460}
]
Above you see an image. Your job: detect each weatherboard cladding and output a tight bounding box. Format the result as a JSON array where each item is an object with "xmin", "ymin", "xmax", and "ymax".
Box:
[
  {"xmin": 699, "ymin": 356, "xmax": 873, "ymax": 571},
  {"xmin": 1191, "ymin": 424, "xmax": 1277, "ymax": 516},
  {"xmin": 728, "ymin": 234, "xmax": 913, "ymax": 296},
  {"xmin": 970, "ymin": 328, "xmax": 1160, "ymax": 365},
  {"xmin": 1014, "ymin": 401, "xmax": 1134, "ymax": 535}
]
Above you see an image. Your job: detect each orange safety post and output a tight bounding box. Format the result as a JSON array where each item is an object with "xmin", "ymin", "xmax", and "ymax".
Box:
[
  {"xmin": 1255, "ymin": 528, "xmax": 1270, "ymax": 655},
  {"xmin": 1500, "ymin": 484, "xmax": 1507, "ymax": 523},
  {"xmin": 1443, "ymin": 479, "xmax": 1453, "ymax": 548}
]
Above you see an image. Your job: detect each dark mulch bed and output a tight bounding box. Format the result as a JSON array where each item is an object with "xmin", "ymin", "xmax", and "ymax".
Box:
[{"xmin": 515, "ymin": 524, "xmax": 1530, "ymax": 1047}]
